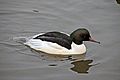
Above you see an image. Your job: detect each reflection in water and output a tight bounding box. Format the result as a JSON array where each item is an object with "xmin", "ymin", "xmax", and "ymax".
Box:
[
  {"xmin": 39, "ymin": 52, "xmax": 85, "ymax": 61},
  {"xmin": 71, "ymin": 60, "xmax": 93, "ymax": 73},
  {"xmin": 14, "ymin": 37, "xmax": 94, "ymax": 73},
  {"xmin": 48, "ymin": 64, "xmax": 57, "ymax": 66},
  {"xmin": 30, "ymin": 48, "xmax": 86, "ymax": 61},
  {"xmin": 33, "ymin": 9, "xmax": 39, "ymax": 13},
  {"xmin": 14, "ymin": 36, "xmax": 86, "ymax": 61}
]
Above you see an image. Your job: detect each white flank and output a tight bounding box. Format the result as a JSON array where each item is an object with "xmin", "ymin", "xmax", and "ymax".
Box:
[{"xmin": 24, "ymin": 34, "xmax": 86, "ymax": 55}]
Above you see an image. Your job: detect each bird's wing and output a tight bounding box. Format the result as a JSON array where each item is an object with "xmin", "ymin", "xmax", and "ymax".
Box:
[{"xmin": 33, "ymin": 32, "xmax": 72, "ymax": 49}]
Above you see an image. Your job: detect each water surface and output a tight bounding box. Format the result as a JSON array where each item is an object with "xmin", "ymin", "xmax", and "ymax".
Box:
[{"xmin": 0, "ymin": 0, "xmax": 120, "ymax": 80}]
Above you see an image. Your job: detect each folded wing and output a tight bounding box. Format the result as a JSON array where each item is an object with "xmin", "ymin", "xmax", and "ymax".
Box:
[{"xmin": 33, "ymin": 32, "xmax": 72, "ymax": 49}]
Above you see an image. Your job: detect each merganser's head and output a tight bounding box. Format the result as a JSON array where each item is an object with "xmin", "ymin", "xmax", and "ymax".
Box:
[{"xmin": 70, "ymin": 28, "xmax": 100, "ymax": 45}]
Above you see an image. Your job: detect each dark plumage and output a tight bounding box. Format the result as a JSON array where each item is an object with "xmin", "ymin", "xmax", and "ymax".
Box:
[
  {"xmin": 33, "ymin": 32, "xmax": 72, "ymax": 49},
  {"xmin": 33, "ymin": 28, "xmax": 100, "ymax": 49}
]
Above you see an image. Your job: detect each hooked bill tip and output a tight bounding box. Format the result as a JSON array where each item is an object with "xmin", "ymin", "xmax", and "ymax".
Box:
[{"xmin": 89, "ymin": 37, "xmax": 100, "ymax": 44}]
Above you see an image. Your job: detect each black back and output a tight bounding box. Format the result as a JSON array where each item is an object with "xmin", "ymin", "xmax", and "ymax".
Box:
[{"xmin": 33, "ymin": 32, "xmax": 72, "ymax": 49}]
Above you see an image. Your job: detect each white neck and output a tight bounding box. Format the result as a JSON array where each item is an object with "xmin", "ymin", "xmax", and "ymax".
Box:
[{"xmin": 71, "ymin": 42, "xmax": 86, "ymax": 54}]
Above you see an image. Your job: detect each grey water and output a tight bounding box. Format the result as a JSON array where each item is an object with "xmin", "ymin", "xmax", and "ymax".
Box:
[{"xmin": 0, "ymin": 0, "xmax": 120, "ymax": 80}]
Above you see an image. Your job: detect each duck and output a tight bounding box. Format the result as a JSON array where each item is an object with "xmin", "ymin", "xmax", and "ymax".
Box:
[{"xmin": 24, "ymin": 28, "xmax": 100, "ymax": 55}]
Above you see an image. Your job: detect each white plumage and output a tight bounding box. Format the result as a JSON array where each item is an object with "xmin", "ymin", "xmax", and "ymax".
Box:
[
  {"xmin": 24, "ymin": 28, "xmax": 100, "ymax": 55},
  {"xmin": 24, "ymin": 34, "xmax": 86, "ymax": 55}
]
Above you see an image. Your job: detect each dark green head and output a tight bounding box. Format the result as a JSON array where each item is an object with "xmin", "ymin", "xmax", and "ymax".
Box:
[{"xmin": 70, "ymin": 28, "xmax": 100, "ymax": 45}]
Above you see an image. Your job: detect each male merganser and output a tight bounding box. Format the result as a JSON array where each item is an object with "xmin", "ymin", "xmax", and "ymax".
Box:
[{"xmin": 24, "ymin": 28, "xmax": 100, "ymax": 55}]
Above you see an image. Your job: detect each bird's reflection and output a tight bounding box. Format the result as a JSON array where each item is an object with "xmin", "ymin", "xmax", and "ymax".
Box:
[
  {"xmin": 18, "ymin": 47, "xmax": 94, "ymax": 73},
  {"xmin": 70, "ymin": 60, "xmax": 93, "ymax": 73},
  {"xmin": 19, "ymin": 45, "xmax": 93, "ymax": 74},
  {"xmin": 15, "ymin": 37, "xmax": 96, "ymax": 74}
]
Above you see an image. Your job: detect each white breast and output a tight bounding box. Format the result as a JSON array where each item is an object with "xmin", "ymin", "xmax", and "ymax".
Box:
[{"xmin": 71, "ymin": 42, "xmax": 86, "ymax": 54}]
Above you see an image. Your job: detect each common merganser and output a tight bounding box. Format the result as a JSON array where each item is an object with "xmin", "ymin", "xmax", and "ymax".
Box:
[{"xmin": 24, "ymin": 28, "xmax": 100, "ymax": 55}]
